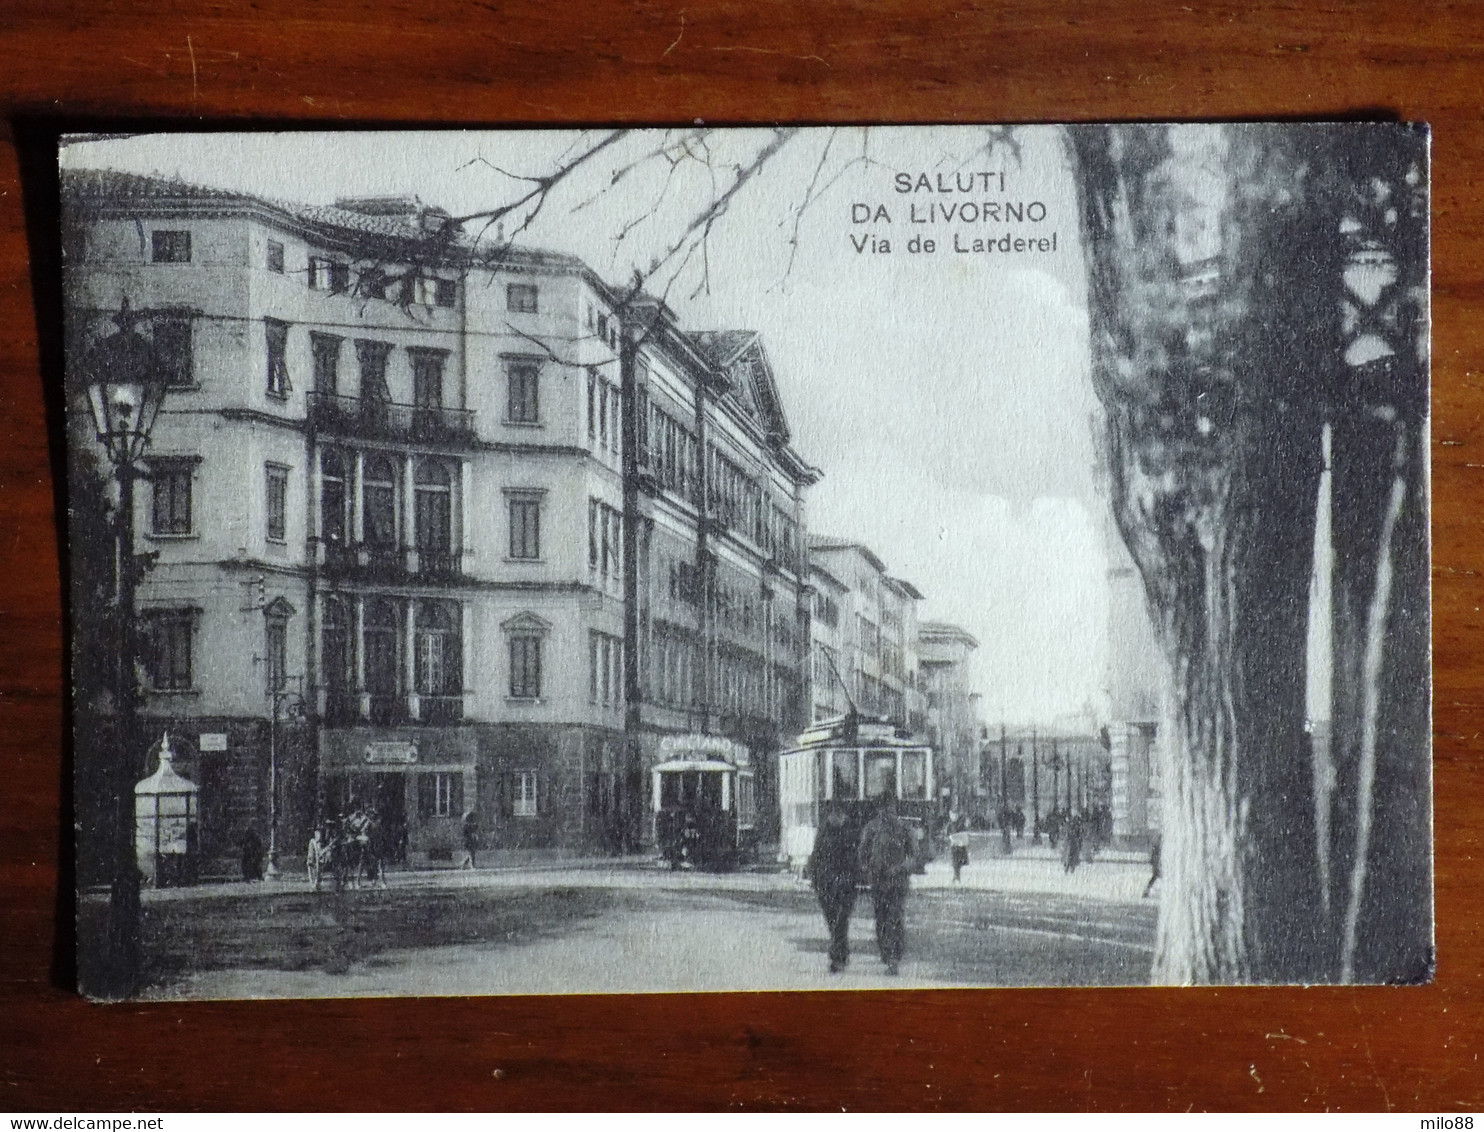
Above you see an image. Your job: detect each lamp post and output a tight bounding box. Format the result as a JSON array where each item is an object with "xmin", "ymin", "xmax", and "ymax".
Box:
[
  {"xmin": 1030, "ymin": 728, "xmax": 1041, "ymax": 843},
  {"xmin": 266, "ymin": 676, "xmax": 308, "ymax": 879},
  {"xmin": 998, "ymin": 723, "xmax": 1010, "ymax": 853},
  {"xmin": 79, "ymin": 298, "xmax": 168, "ymax": 996}
]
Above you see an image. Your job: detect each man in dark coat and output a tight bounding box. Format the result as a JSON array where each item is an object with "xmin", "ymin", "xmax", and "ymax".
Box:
[
  {"xmin": 808, "ymin": 802, "xmax": 860, "ymax": 973},
  {"xmin": 858, "ymin": 796, "xmax": 916, "ymax": 975},
  {"xmin": 240, "ymin": 827, "xmax": 264, "ymax": 882}
]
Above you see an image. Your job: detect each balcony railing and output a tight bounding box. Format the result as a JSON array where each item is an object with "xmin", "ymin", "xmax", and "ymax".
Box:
[
  {"xmin": 309, "ymin": 390, "xmax": 475, "ymax": 444},
  {"xmin": 319, "ymin": 689, "xmax": 466, "ymax": 729},
  {"xmin": 419, "ymin": 695, "xmax": 464, "ymax": 726},
  {"xmin": 318, "ymin": 540, "xmax": 466, "ymax": 584}
]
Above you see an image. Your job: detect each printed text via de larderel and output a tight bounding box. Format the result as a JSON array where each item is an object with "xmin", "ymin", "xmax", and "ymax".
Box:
[{"xmin": 849, "ymin": 169, "xmax": 1060, "ymax": 257}]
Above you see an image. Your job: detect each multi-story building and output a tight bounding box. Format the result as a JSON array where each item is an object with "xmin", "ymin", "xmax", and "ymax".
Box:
[
  {"xmin": 806, "ymin": 539, "xmax": 923, "ymax": 732},
  {"xmin": 628, "ymin": 319, "xmax": 820, "ymax": 845},
  {"xmin": 64, "ymin": 170, "xmax": 817, "ymax": 876},
  {"xmin": 917, "ymin": 621, "xmax": 982, "ymax": 814}
]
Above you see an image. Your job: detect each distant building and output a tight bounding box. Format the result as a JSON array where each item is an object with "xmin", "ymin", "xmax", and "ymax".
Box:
[
  {"xmin": 807, "ymin": 539, "xmax": 924, "ymax": 732},
  {"xmin": 1103, "ymin": 518, "xmax": 1166, "ymax": 849},
  {"xmin": 64, "ymin": 170, "xmax": 818, "ymax": 877},
  {"xmin": 916, "ymin": 621, "xmax": 981, "ymax": 814}
]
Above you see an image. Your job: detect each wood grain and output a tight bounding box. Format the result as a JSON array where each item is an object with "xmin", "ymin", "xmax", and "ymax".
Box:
[{"xmin": 2, "ymin": 0, "xmax": 1481, "ymax": 1111}]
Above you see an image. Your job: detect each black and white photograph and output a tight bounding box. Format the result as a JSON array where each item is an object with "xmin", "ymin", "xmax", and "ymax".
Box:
[{"xmin": 58, "ymin": 123, "xmax": 1432, "ymax": 1000}]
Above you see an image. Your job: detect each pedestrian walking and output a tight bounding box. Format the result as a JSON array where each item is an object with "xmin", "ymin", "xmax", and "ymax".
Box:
[
  {"xmin": 948, "ymin": 811, "xmax": 971, "ymax": 883},
  {"xmin": 1063, "ymin": 813, "xmax": 1083, "ymax": 874},
  {"xmin": 460, "ymin": 810, "xmax": 480, "ymax": 870},
  {"xmin": 1142, "ymin": 834, "xmax": 1162, "ymax": 898},
  {"xmin": 807, "ymin": 802, "xmax": 859, "ymax": 974},
  {"xmin": 240, "ymin": 827, "xmax": 264, "ymax": 882},
  {"xmin": 306, "ymin": 825, "xmax": 326, "ymax": 889},
  {"xmin": 858, "ymin": 796, "xmax": 916, "ymax": 975}
]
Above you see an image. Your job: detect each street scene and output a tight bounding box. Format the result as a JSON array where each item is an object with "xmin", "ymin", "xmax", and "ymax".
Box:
[
  {"xmin": 61, "ymin": 124, "xmax": 1431, "ymax": 997},
  {"xmin": 78, "ymin": 836, "xmax": 1157, "ymax": 998}
]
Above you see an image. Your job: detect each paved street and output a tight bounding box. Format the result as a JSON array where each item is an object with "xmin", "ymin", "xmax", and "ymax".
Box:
[{"xmin": 82, "ymin": 836, "xmax": 1159, "ymax": 998}]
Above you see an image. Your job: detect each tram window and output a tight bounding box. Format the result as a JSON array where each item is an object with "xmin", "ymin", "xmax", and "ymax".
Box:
[
  {"xmin": 660, "ymin": 773, "xmax": 684, "ymax": 808},
  {"xmin": 815, "ymin": 751, "xmax": 829, "ymax": 800},
  {"xmin": 831, "ymin": 750, "xmax": 860, "ymax": 799},
  {"xmin": 901, "ymin": 751, "xmax": 928, "ymax": 800},
  {"xmin": 700, "ymin": 772, "xmax": 723, "ymax": 808},
  {"xmin": 865, "ymin": 751, "xmax": 898, "ymax": 800},
  {"xmin": 738, "ymin": 775, "xmax": 756, "ymax": 826}
]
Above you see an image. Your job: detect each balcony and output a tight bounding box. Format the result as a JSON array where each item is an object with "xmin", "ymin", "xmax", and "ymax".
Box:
[
  {"xmin": 318, "ymin": 539, "xmax": 467, "ymax": 585},
  {"xmin": 319, "ymin": 689, "xmax": 465, "ymax": 729},
  {"xmin": 309, "ymin": 390, "xmax": 475, "ymax": 445}
]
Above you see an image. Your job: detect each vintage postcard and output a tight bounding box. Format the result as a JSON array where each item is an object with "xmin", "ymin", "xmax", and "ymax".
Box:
[{"xmin": 58, "ymin": 124, "xmax": 1432, "ymax": 999}]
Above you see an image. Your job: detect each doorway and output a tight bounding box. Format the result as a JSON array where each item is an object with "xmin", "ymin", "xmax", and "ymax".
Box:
[{"xmin": 373, "ymin": 772, "xmax": 408, "ymax": 864}]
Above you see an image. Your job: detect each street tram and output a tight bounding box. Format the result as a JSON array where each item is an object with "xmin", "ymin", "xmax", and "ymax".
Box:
[
  {"xmin": 778, "ymin": 714, "xmax": 941, "ymax": 874},
  {"xmin": 651, "ymin": 734, "xmax": 757, "ymax": 871}
]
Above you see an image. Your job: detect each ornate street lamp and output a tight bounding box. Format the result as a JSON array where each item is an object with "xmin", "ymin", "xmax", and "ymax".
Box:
[{"xmin": 79, "ymin": 297, "xmax": 169, "ymax": 995}]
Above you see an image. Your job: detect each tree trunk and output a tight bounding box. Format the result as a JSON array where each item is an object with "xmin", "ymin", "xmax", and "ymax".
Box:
[
  {"xmin": 1324, "ymin": 127, "xmax": 1433, "ymax": 984},
  {"xmin": 1072, "ymin": 124, "xmax": 1336, "ymax": 982}
]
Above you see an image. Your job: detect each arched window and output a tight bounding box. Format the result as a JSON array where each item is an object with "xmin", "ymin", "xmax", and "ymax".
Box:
[
  {"xmin": 414, "ymin": 458, "xmax": 452, "ymax": 553},
  {"xmin": 321, "ymin": 448, "xmax": 349, "ymax": 546},
  {"xmin": 363, "ymin": 454, "xmax": 398, "ymax": 549},
  {"xmin": 415, "ymin": 600, "xmax": 462, "ymax": 708},
  {"xmin": 364, "ymin": 598, "xmax": 401, "ymax": 723},
  {"xmin": 322, "ymin": 597, "xmax": 353, "ymax": 710}
]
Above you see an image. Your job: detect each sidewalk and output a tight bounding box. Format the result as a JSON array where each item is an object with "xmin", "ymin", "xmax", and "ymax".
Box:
[{"xmin": 917, "ymin": 836, "xmax": 1156, "ymax": 904}]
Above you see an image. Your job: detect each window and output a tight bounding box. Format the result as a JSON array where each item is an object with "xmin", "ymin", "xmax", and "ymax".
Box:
[
  {"xmin": 506, "ymin": 360, "xmax": 540, "ymax": 424},
  {"xmin": 414, "ymin": 275, "xmax": 456, "ymax": 308},
  {"xmin": 410, "ymin": 349, "xmax": 445, "ymax": 408},
  {"xmin": 265, "ymin": 617, "xmax": 287, "ymax": 693},
  {"xmin": 265, "ymin": 464, "xmax": 288, "ymax": 542},
  {"xmin": 148, "ymin": 314, "xmax": 193, "ymax": 388},
  {"xmin": 514, "ymin": 771, "xmax": 538, "ymax": 818},
  {"xmin": 420, "ymin": 772, "xmax": 463, "ymax": 819},
  {"xmin": 364, "ymin": 599, "xmax": 402, "ymax": 719},
  {"xmin": 320, "ymin": 448, "xmax": 349, "ymax": 546},
  {"xmin": 146, "ymin": 610, "xmax": 194, "ymax": 690},
  {"xmin": 414, "ymin": 601, "xmax": 462, "ymax": 700},
  {"xmin": 151, "ymin": 462, "xmax": 193, "ymax": 535},
  {"xmin": 321, "ymin": 598, "xmax": 353, "ymax": 707},
  {"xmin": 509, "ymin": 634, "xmax": 542, "ymax": 699},
  {"xmin": 414, "ymin": 459, "xmax": 452, "ymax": 554},
  {"xmin": 356, "ymin": 340, "xmax": 393, "ymax": 406},
  {"xmin": 506, "ymin": 283, "xmax": 538, "ymax": 313},
  {"xmin": 589, "ymin": 631, "xmax": 623, "ymax": 708},
  {"xmin": 587, "ymin": 499, "xmax": 622, "ymax": 583},
  {"xmin": 309, "ymin": 257, "xmax": 350, "ymax": 292},
  {"xmin": 151, "ymin": 230, "xmax": 191, "ymax": 263},
  {"xmin": 266, "ymin": 240, "xmax": 285, "ymax": 273},
  {"xmin": 363, "ymin": 455, "xmax": 398, "ymax": 549},
  {"xmin": 508, "ymin": 494, "xmax": 541, "ymax": 560},
  {"xmin": 587, "ymin": 369, "xmax": 597, "ymax": 443},
  {"xmin": 310, "ymin": 333, "xmax": 341, "ymax": 395},
  {"xmin": 265, "ymin": 318, "xmax": 290, "ymax": 397}
]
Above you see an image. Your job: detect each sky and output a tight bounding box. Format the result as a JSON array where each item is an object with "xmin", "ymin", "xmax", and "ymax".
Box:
[{"xmin": 61, "ymin": 126, "xmax": 1112, "ymax": 727}]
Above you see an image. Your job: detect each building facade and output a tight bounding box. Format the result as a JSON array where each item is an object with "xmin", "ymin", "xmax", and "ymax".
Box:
[
  {"xmin": 64, "ymin": 171, "xmax": 817, "ymax": 876},
  {"xmin": 806, "ymin": 539, "xmax": 924, "ymax": 732},
  {"xmin": 916, "ymin": 621, "xmax": 982, "ymax": 815}
]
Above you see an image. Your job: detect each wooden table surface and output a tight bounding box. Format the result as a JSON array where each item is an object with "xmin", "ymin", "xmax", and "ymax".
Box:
[{"xmin": 2, "ymin": 0, "xmax": 1481, "ymax": 1112}]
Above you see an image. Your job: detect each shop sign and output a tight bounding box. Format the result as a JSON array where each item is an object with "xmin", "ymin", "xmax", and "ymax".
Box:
[{"xmin": 365, "ymin": 741, "xmax": 418, "ymax": 765}]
